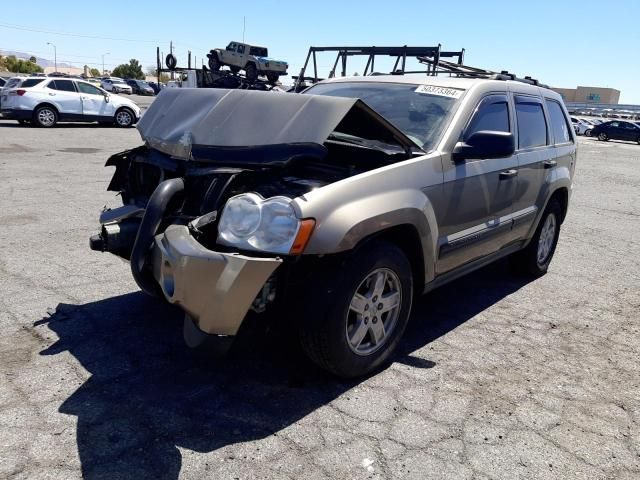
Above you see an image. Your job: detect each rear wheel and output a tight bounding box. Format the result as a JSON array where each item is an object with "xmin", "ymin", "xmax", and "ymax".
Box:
[
  {"xmin": 33, "ymin": 105, "xmax": 58, "ymax": 128},
  {"xmin": 585, "ymin": 129, "xmax": 592, "ymax": 137},
  {"xmin": 208, "ymin": 54, "xmax": 221, "ymax": 71},
  {"xmin": 245, "ymin": 63, "xmax": 258, "ymax": 82},
  {"xmin": 299, "ymin": 241, "xmax": 413, "ymax": 378},
  {"xmin": 114, "ymin": 108, "xmax": 134, "ymax": 128},
  {"xmin": 511, "ymin": 199, "xmax": 562, "ymax": 277},
  {"xmin": 17, "ymin": 120, "xmax": 30, "ymax": 126},
  {"xmin": 598, "ymin": 132, "xmax": 609, "ymax": 141}
]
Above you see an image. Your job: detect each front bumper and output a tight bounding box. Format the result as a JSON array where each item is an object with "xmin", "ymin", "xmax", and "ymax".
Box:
[{"xmin": 152, "ymin": 225, "xmax": 282, "ymax": 336}]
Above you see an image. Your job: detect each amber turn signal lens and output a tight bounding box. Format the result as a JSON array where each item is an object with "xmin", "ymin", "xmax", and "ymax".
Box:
[{"xmin": 289, "ymin": 219, "xmax": 315, "ymax": 255}]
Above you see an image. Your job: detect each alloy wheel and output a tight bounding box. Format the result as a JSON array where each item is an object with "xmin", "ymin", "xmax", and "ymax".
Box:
[
  {"xmin": 116, "ymin": 110, "xmax": 132, "ymax": 127},
  {"xmin": 537, "ymin": 213, "xmax": 557, "ymax": 266},
  {"xmin": 38, "ymin": 108, "xmax": 56, "ymax": 127},
  {"xmin": 346, "ymin": 268, "xmax": 402, "ymax": 356}
]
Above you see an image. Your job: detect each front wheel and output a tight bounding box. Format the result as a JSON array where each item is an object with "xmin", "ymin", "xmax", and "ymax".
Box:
[
  {"xmin": 245, "ymin": 63, "xmax": 258, "ymax": 82},
  {"xmin": 598, "ymin": 132, "xmax": 609, "ymax": 141},
  {"xmin": 114, "ymin": 108, "xmax": 134, "ymax": 128},
  {"xmin": 266, "ymin": 73, "xmax": 279, "ymax": 84},
  {"xmin": 511, "ymin": 199, "xmax": 562, "ymax": 277},
  {"xmin": 299, "ymin": 241, "xmax": 413, "ymax": 378}
]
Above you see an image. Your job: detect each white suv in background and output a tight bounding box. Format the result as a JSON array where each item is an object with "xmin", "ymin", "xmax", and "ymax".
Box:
[
  {"xmin": 100, "ymin": 78, "xmax": 133, "ymax": 94},
  {"xmin": 1, "ymin": 77, "xmax": 141, "ymax": 127}
]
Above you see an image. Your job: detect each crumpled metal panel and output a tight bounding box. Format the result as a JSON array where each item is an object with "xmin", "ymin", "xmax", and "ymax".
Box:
[
  {"xmin": 152, "ymin": 225, "xmax": 282, "ymax": 335},
  {"xmin": 136, "ymin": 88, "xmax": 359, "ymax": 159}
]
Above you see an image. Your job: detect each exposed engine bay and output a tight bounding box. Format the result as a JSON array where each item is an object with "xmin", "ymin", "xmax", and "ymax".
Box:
[{"xmin": 93, "ymin": 88, "xmax": 421, "ymax": 262}]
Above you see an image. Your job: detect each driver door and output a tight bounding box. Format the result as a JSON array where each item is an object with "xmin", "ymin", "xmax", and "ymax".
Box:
[{"xmin": 77, "ymin": 82, "xmax": 114, "ymax": 119}]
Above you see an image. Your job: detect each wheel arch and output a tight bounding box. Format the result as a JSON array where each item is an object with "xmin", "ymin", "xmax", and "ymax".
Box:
[
  {"xmin": 34, "ymin": 102, "xmax": 59, "ymax": 115},
  {"xmin": 353, "ymin": 224, "xmax": 427, "ymax": 295}
]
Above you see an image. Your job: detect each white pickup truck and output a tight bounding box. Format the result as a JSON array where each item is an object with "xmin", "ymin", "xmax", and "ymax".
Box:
[{"xmin": 207, "ymin": 42, "xmax": 288, "ymax": 84}]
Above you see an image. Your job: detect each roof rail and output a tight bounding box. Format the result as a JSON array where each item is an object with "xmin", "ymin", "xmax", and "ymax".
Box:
[{"xmin": 416, "ymin": 56, "xmax": 548, "ymax": 88}]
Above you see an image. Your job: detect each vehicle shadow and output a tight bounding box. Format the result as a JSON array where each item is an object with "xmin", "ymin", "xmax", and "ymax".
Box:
[{"xmin": 37, "ymin": 258, "xmax": 531, "ymax": 479}]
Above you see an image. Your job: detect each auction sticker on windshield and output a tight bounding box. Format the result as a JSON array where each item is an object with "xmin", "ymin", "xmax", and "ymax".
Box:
[{"xmin": 414, "ymin": 85, "xmax": 464, "ymax": 98}]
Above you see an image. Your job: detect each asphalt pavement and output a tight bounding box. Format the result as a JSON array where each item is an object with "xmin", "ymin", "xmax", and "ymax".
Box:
[{"xmin": 0, "ymin": 119, "xmax": 638, "ymax": 479}]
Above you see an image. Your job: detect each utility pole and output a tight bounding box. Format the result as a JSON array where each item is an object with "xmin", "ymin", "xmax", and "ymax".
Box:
[
  {"xmin": 47, "ymin": 42, "xmax": 57, "ymax": 73},
  {"xmin": 243, "ymin": 16, "xmax": 246, "ymax": 43},
  {"xmin": 101, "ymin": 52, "xmax": 110, "ymax": 75}
]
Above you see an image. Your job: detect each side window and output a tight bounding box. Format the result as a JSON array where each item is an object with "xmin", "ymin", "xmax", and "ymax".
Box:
[
  {"xmin": 77, "ymin": 82, "xmax": 102, "ymax": 95},
  {"xmin": 237, "ymin": 44, "xmax": 245, "ymax": 54},
  {"xmin": 48, "ymin": 80, "xmax": 76, "ymax": 92},
  {"xmin": 609, "ymin": 121, "xmax": 619, "ymax": 128},
  {"xmin": 515, "ymin": 97, "xmax": 548, "ymax": 149},
  {"xmin": 226, "ymin": 43, "xmax": 236, "ymax": 51},
  {"xmin": 20, "ymin": 79, "xmax": 45, "ymax": 88},
  {"xmin": 465, "ymin": 96, "xmax": 510, "ymax": 138},
  {"xmin": 545, "ymin": 99, "xmax": 572, "ymax": 144}
]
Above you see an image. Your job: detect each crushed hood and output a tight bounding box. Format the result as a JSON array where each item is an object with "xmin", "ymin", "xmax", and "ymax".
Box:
[{"xmin": 136, "ymin": 88, "xmax": 420, "ymax": 160}]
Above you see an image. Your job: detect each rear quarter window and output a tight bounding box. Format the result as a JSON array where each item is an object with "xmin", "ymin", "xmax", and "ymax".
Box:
[
  {"xmin": 545, "ymin": 99, "xmax": 573, "ymax": 144},
  {"xmin": 20, "ymin": 79, "xmax": 45, "ymax": 88}
]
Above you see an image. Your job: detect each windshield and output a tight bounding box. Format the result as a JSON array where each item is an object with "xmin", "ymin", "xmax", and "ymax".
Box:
[{"xmin": 305, "ymin": 81, "xmax": 462, "ymax": 151}]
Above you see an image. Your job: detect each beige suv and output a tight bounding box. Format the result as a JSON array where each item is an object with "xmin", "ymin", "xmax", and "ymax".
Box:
[{"xmin": 91, "ymin": 76, "xmax": 576, "ymax": 377}]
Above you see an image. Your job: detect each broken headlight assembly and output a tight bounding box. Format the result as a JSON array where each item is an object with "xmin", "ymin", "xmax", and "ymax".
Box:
[{"xmin": 217, "ymin": 193, "xmax": 315, "ymax": 255}]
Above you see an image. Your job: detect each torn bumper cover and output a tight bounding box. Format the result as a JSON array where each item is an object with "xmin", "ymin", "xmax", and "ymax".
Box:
[{"xmin": 152, "ymin": 225, "xmax": 282, "ymax": 336}]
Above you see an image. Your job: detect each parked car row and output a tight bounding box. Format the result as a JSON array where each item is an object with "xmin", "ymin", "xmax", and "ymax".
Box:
[
  {"xmin": 590, "ymin": 120, "xmax": 640, "ymax": 144},
  {"xmin": 0, "ymin": 76, "xmax": 141, "ymax": 128}
]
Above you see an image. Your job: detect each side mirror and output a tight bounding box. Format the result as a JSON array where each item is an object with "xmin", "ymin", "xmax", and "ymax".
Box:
[
  {"xmin": 452, "ymin": 131, "xmax": 515, "ymax": 161},
  {"xmin": 104, "ymin": 93, "xmax": 110, "ymax": 103}
]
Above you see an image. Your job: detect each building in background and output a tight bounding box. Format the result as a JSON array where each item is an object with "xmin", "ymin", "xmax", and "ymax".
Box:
[{"xmin": 552, "ymin": 86, "xmax": 621, "ymax": 104}]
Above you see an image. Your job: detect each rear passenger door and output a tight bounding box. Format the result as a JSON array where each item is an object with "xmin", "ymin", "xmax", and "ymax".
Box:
[
  {"xmin": 436, "ymin": 94, "xmax": 518, "ymax": 273},
  {"xmin": 511, "ymin": 95, "xmax": 551, "ymax": 239},
  {"xmin": 46, "ymin": 80, "xmax": 82, "ymax": 118}
]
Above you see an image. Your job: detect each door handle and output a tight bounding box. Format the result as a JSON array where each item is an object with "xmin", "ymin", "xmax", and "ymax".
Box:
[
  {"xmin": 499, "ymin": 169, "xmax": 518, "ymax": 180},
  {"xmin": 48, "ymin": 93, "xmax": 56, "ymax": 96},
  {"xmin": 543, "ymin": 160, "xmax": 557, "ymax": 169}
]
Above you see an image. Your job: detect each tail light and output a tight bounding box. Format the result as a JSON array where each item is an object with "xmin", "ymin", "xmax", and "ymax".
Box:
[{"xmin": 16, "ymin": 89, "xmax": 26, "ymax": 96}]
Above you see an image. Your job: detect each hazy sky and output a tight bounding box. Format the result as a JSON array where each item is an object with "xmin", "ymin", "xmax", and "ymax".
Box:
[{"xmin": 2, "ymin": 0, "xmax": 639, "ymax": 102}]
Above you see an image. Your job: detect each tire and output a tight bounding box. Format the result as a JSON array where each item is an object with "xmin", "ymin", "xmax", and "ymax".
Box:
[
  {"xmin": 637, "ymin": 135, "xmax": 640, "ymax": 145},
  {"xmin": 585, "ymin": 129, "xmax": 592, "ymax": 137},
  {"xmin": 114, "ymin": 108, "xmax": 134, "ymax": 128},
  {"xmin": 598, "ymin": 132, "xmax": 609, "ymax": 141},
  {"xmin": 165, "ymin": 53, "xmax": 177, "ymax": 70},
  {"xmin": 33, "ymin": 105, "xmax": 58, "ymax": 128},
  {"xmin": 245, "ymin": 62, "xmax": 258, "ymax": 82},
  {"xmin": 17, "ymin": 120, "xmax": 30, "ymax": 126},
  {"xmin": 208, "ymin": 54, "xmax": 221, "ymax": 71},
  {"xmin": 266, "ymin": 72, "xmax": 279, "ymax": 84},
  {"xmin": 511, "ymin": 199, "xmax": 562, "ymax": 277},
  {"xmin": 299, "ymin": 240, "xmax": 413, "ymax": 378}
]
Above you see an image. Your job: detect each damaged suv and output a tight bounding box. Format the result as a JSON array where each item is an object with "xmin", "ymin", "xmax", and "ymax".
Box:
[{"xmin": 91, "ymin": 76, "xmax": 576, "ymax": 377}]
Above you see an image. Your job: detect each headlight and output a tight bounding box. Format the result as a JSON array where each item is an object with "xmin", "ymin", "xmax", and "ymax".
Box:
[{"xmin": 217, "ymin": 193, "xmax": 314, "ymax": 255}]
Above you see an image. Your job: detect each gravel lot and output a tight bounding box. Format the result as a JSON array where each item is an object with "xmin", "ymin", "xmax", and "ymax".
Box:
[{"xmin": 0, "ymin": 113, "xmax": 638, "ymax": 480}]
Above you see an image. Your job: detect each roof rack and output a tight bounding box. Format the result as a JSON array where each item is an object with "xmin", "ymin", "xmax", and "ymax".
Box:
[
  {"xmin": 292, "ymin": 45, "xmax": 548, "ymax": 91},
  {"xmin": 293, "ymin": 45, "xmax": 465, "ymax": 91}
]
